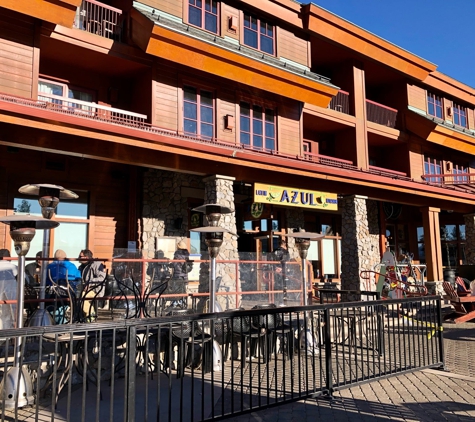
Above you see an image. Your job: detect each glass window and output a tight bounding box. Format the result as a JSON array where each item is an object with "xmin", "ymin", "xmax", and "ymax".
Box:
[
  {"xmin": 243, "ymin": 13, "xmax": 274, "ymax": 55},
  {"xmin": 453, "ymin": 165, "xmax": 469, "ymax": 183},
  {"xmin": 427, "ymin": 92, "xmax": 442, "ymax": 119},
  {"xmin": 417, "ymin": 226, "xmax": 425, "ymax": 262},
  {"xmin": 453, "ymin": 103, "xmax": 467, "ymax": 128},
  {"xmin": 13, "ymin": 193, "xmax": 89, "ymax": 258},
  {"xmin": 188, "ymin": 0, "xmax": 218, "ymax": 34},
  {"xmin": 240, "ymin": 101, "xmax": 275, "ymax": 151},
  {"xmin": 423, "ymin": 156, "xmax": 442, "ymax": 184},
  {"xmin": 183, "ymin": 85, "xmax": 214, "ymax": 140}
]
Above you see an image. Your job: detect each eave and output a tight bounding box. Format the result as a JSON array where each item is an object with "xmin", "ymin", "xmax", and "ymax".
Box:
[
  {"xmin": 301, "ymin": 4, "xmax": 437, "ymax": 81},
  {"xmin": 0, "ymin": 0, "xmax": 81, "ymax": 27},
  {"xmin": 406, "ymin": 110, "xmax": 475, "ymax": 154},
  {"xmin": 130, "ymin": 9, "xmax": 338, "ymax": 108}
]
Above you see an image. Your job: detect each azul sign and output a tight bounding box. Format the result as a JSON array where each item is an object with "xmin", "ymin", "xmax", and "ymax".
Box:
[{"xmin": 254, "ymin": 183, "xmax": 338, "ymax": 211}]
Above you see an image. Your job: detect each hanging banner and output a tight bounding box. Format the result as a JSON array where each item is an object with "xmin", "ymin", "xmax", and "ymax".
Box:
[{"xmin": 253, "ymin": 183, "xmax": 338, "ymax": 210}]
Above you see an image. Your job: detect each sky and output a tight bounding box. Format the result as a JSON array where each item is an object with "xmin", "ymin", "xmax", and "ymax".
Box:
[{"xmin": 311, "ymin": 0, "xmax": 475, "ymax": 88}]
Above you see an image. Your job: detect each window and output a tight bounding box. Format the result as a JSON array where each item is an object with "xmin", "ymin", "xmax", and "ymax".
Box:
[
  {"xmin": 38, "ymin": 78, "xmax": 94, "ymax": 113},
  {"xmin": 240, "ymin": 102, "xmax": 276, "ymax": 151},
  {"xmin": 427, "ymin": 92, "xmax": 442, "ymax": 119},
  {"xmin": 423, "ymin": 156, "xmax": 442, "ymax": 183},
  {"xmin": 453, "ymin": 103, "xmax": 467, "ymax": 128},
  {"xmin": 303, "ymin": 141, "xmax": 311, "ymax": 159},
  {"xmin": 13, "ymin": 192, "xmax": 89, "ymax": 261},
  {"xmin": 183, "ymin": 85, "xmax": 214, "ymax": 139},
  {"xmin": 453, "ymin": 164, "xmax": 469, "ymax": 183},
  {"xmin": 243, "ymin": 13, "xmax": 274, "ymax": 55},
  {"xmin": 440, "ymin": 224, "xmax": 466, "ymax": 266},
  {"xmin": 188, "ymin": 0, "xmax": 218, "ymax": 34}
]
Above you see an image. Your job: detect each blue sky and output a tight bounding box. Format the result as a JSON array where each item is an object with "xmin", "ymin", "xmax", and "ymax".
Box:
[{"xmin": 311, "ymin": 0, "xmax": 475, "ymax": 88}]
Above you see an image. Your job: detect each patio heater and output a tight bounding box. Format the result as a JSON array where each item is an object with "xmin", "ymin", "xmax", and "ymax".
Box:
[
  {"xmin": 18, "ymin": 184, "xmax": 78, "ymax": 326},
  {"xmin": 190, "ymin": 204, "xmax": 234, "ymax": 372},
  {"xmin": 283, "ymin": 230, "xmax": 324, "ymax": 354},
  {"xmin": 0, "ymin": 215, "xmax": 59, "ymax": 409}
]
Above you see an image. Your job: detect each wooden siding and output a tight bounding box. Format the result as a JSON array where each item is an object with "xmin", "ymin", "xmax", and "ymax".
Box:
[
  {"xmin": 276, "ymin": 27, "xmax": 309, "ymax": 67},
  {"xmin": 443, "ymin": 98, "xmax": 452, "ymax": 124},
  {"xmin": 407, "ymin": 84, "xmax": 427, "ymax": 112},
  {"xmin": 217, "ymin": 91, "xmax": 238, "ymax": 145},
  {"xmin": 0, "ymin": 11, "xmax": 35, "ymax": 98},
  {"xmin": 278, "ymin": 100, "xmax": 301, "ymax": 155},
  {"xmin": 409, "ymin": 142, "xmax": 424, "ymax": 181},
  {"xmin": 468, "ymin": 108, "xmax": 475, "ymax": 131},
  {"xmin": 152, "ymin": 63, "xmax": 179, "ymax": 130},
  {"xmin": 140, "ymin": 0, "xmax": 182, "ymax": 18},
  {"xmin": 222, "ymin": 4, "xmax": 240, "ymax": 41}
]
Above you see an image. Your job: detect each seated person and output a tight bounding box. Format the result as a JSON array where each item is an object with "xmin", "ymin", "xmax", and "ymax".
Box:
[
  {"xmin": 0, "ymin": 249, "xmax": 17, "ymax": 329},
  {"xmin": 25, "ymin": 251, "xmax": 42, "ymax": 287},
  {"xmin": 47, "ymin": 249, "xmax": 82, "ymax": 294}
]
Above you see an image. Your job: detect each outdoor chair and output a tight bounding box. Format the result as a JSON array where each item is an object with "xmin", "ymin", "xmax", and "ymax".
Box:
[
  {"xmin": 442, "ymin": 281, "xmax": 475, "ymax": 324},
  {"xmin": 455, "ymin": 276, "xmax": 471, "ymax": 296}
]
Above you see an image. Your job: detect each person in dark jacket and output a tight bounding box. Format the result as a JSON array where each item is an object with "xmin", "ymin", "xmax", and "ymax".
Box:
[
  {"xmin": 167, "ymin": 241, "xmax": 192, "ymax": 307},
  {"xmin": 271, "ymin": 239, "xmax": 290, "ymax": 290}
]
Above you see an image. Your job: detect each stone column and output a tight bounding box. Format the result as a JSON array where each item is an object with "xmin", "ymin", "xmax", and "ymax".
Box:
[
  {"xmin": 198, "ymin": 175, "xmax": 239, "ymax": 310},
  {"xmin": 283, "ymin": 207, "xmax": 305, "ymax": 260},
  {"xmin": 340, "ymin": 195, "xmax": 381, "ymax": 300},
  {"xmin": 464, "ymin": 213, "xmax": 475, "ymax": 264}
]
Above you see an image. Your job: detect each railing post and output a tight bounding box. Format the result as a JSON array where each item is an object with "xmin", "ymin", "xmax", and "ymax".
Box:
[
  {"xmin": 125, "ymin": 325, "xmax": 137, "ymax": 422},
  {"xmin": 436, "ymin": 297, "xmax": 446, "ymax": 370},
  {"xmin": 323, "ymin": 307, "xmax": 333, "ymax": 398}
]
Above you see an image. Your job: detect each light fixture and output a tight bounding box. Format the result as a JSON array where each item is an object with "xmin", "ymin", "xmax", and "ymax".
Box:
[
  {"xmin": 18, "ymin": 184, "xmax": 77, "ymax": 327},
  {"xmin": 190, "ymin": 203, "xmax": 235, "ymax": 372},
  {"xmin": 0, "ymin": 215, "xmax": 59, "ymax": 409},
  {"xmin": 282, "ymin": 230, "xmax": 324, "ymax": 354}
]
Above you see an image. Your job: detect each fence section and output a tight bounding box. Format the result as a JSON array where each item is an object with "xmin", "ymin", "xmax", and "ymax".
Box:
[{"xmin": 0, "ymin": 296, "xmax": 444, "ymax": 421}]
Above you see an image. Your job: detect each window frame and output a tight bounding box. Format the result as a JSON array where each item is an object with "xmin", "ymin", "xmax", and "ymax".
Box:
[
  {"xmin": 242, "ymin": 12, "xmax": 275, "ymax": 55},
  {"xmin": 427, "ymin": 92, "xmax": 443, "ymax": 119},
  {"xmin": 187, "ymin": 0, "xmax": 220, "ymax": 34},
  {"xmin": 423, "ymin": 156, "xmax": 442, "ymax": 184},
  {"xmin": 239, "ymin": 100, "xmax": 276, "ymax": 152},
  {"xmin": 452, "ymin": 102, "xmax": 468, "ymax": 128},
  {"xmin": 182, "ymin": 84, "xmax": 216, "ymax": 140}
]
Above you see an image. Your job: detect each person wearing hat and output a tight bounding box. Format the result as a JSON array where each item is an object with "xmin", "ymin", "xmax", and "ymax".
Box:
[{"xmin": 168, "ymin": 240, "xmax": 193, "ymax": 308}]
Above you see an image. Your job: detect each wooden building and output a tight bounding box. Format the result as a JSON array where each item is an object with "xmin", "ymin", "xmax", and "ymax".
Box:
[{"xmin": 1, "ymin": 0, "xmax": 475, "ymax": 290}]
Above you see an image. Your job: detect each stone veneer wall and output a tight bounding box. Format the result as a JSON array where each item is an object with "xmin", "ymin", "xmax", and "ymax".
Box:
[
  {"xmin": 464, "ymin": 213, "xmax": 475, "ymax": 264},
  {"xmin": 141, "ymin": 169, "xmax": 204, "ymax": 258},
  {"xmin": 197, "ymin": 175, "xmax": 239, "ymax": 310},
  {"xmin": 340, "ymin": 195, "xmax": 381, "ymax": 300},
  {"xmin": 284, "ymin": 207, "xmax": 305, "ymax": 260}
]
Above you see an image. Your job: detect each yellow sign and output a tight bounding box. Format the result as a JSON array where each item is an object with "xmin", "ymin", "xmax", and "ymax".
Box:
[{"xmin": 254, "ymin": 183, "xmax": 338, "ymax": 210}]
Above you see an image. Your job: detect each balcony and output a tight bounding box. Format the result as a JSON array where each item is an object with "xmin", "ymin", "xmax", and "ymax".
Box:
[
  {"xmin": 302, "ymin": 151, "xmax": 359, "ymax": 171},
  {"xmin": 368, "ymin": 165, "xmax": 410, "ymax": 181},
  {"xmin": 366, "ymin": 100, "xmax": 397, "ymax": 128},
  {"xmin": 422, "ymin": 172, "xmax": 475, "ymax": 193},
  {"xmin": 328, "ymin": 90, "xmax": 350, "ymax": 115},
  {"xmin": 73, "ymin": 0, "xmax": 122, "ymax": 41}
]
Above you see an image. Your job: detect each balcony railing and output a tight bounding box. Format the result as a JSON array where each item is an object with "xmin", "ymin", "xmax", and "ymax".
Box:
[
  {"xmin": 366, "ymin": 99, "xmax": 397, "ymax": 128},
  {"xmin": 302, "ymin": 151, "xmax": 358, "ymax": 171},
  {"xmin": 328, "ymin": 90, "xmax": 350, "ymax": 114},
  {"xmin": 368, "ymin": 165, "xmax": 410, "ymax": 180},
  {"xmin": 73, "ymin": 0, "xmax": 122, "ymax": 41},
  {"xmin": 422, "ymin": 172, "xmax": 475, "ymax": 185},
  {"xmin": 37, "ymin": 93, "xmax": 146, "ymax": 126}
]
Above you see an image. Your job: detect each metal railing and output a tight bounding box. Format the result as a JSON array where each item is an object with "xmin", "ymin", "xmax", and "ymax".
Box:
[
  {"xmin": 368, "ymin": 165, "xmax": 411, "ymax": 181},
  {"xmin": 302, "ymin": 150, "xmax": 359, "ymax": 171},
  {"xmin": 328, "ymin": 90, "xmax": 350, "ymax": 114},
  {"xmin": 0, "ymin": 296, "xmax": 444, "ymax": 421},
  {"xmin": 366, "ymin": 99, "xmax": 398, "ymax": 128},
  {"xmin": 74, "ymin": 0, "xmax": 123, "ymax": 41}
]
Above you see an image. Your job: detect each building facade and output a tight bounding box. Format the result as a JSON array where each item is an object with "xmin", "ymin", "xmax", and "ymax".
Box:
[{"xmin": 1, "ymin": 0, "xmax": 475, "ymax": 291}]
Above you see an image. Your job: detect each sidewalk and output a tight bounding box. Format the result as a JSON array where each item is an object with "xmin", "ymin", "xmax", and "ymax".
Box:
[{"xmin": 228, "ymin": 322, "xmax": 475, "ymax": 422}]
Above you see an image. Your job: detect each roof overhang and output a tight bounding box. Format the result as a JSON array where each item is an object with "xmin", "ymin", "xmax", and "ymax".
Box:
[
  {"xmin": 0, "ymin": 0, "xmax": 81, "ymax": 27},
  {"xmin": 406, "ymin": 109, "xmax": 475, "ymax": 154},
  {"xmin": 130, "ymin": 8, "xmax": 338, "ymax": 108},
  {"xmin": 301, "ymin": 4, "xmax": 437, "ymax": 81}
]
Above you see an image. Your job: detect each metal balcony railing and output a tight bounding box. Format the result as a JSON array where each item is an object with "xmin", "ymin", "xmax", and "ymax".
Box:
[
  {"xmin": 302, "ymin": 151, "xmax": 358, "ymax": 171},
  {"xmin": 368, "ymin": 165, "xmax": 410, "ymax": 180},
  {"xmin": 328, "ymin": 90, "xmax": 350, "ymax": 114},
  {"xmin": 366, "ymin": 99, "xmax": 398, "ymax": 128},
  {"xmin": 74, "ymin": 0, "xmax": 122, "ymax": 41},
  {"xmin": 37, "ymin": 93, "xmax": 146, "ymax": 126}
]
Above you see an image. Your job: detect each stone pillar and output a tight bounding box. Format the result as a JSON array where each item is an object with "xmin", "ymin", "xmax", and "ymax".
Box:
[
  {"xmin": 464, "ymin": 213, "xmax": 475, "ymax": 264},
  {"xmin": 340, "ymin": 195, "xmax": 381, "ymax": 300},
  {"xmin": 420, "ymin": 207, "xmax": 442, "ymax": 281},
  {"xmin": 199, "ymin": 175, "xmax": 239, "ymax": 310}
]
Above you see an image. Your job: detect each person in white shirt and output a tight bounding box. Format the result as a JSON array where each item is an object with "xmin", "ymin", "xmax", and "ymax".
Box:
[{"xmin": 0, "ymin": 249, "xmax": 17, "ymax": 329}]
